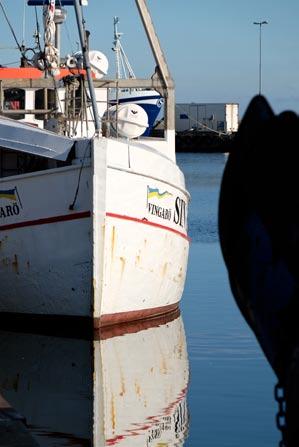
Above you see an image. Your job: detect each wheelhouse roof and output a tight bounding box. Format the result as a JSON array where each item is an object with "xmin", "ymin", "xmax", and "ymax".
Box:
[{"xmin": 0, "ymin": 117, "xmax": 75, "ymax": 161}]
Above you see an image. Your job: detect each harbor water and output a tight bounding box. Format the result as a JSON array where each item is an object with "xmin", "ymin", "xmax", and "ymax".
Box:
[
  {"xmin": 0, "ymin": 153, "xmax": 280, "ymax": 446},
  {"xmin": 179, "ymin": 153, "xmax": 279, "ymax": 446}
]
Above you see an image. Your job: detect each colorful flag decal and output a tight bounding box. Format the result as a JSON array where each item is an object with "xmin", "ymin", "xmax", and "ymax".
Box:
[
  {"xmin": 0, "ymin": 188, "xmax": 17, "ymax": 201},
  {"xmin": 147, "ymin": 186, "xmax": 172, "ymax": 199}
]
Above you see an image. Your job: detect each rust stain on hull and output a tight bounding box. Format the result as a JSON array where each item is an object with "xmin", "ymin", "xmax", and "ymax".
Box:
[
  {"xmin": 135, "ymin": 380, "xmax": 141, "ymax": 397},
  {"xmin": 110, "ymin": 393, "xmax": 116, "ymax": 432},
  {"xmin": 1, "ymin": 254, "xmax": 19, "ymax": 273},
  {"xmin": 12, "ymin": 254, "xmax": 19, "ymax": 274},
  {"xmin": 111, "ymin": 226, "xmax": 116, "ymax": 260},
  {"xmin": 161, "ymin": 262, "xmax": 168, "ymax": 277},
  {"xmin": 119, "ymin": 257, "xmax": 126, "ymax": 277},
  {"xmin": 119, "ymin": 375, "xmax": 126, "ymax": 397},
  {"xmin": 160, "ymin": 357, "xmax": 168, "ymax": 375}
]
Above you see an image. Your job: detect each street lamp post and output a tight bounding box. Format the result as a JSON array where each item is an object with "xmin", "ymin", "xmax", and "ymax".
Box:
[{"xmin": 253, "ymin": 20, "xmax": 268, "ymax": 95}]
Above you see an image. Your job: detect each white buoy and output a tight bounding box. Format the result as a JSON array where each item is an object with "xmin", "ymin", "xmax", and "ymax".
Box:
[
  {"xmin": 105, "ymin": 103, "xmax": 149, "ymax": 138},
  {"xmin": 65, "ymin": 50, "xmax": 108, "ymax": 78},
  {"xmin": 89, "ymin": 50, "xmax": 109, "ymax": 79}
]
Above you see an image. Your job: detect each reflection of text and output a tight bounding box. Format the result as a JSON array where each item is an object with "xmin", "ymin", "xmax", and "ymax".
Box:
[
  {"xmin": 174, "ymin": 399, "xmax": 189, "ymax": 438},
  {"xmin": 146, "ymin": 399, "xmax": 188, "ymax": 446}
]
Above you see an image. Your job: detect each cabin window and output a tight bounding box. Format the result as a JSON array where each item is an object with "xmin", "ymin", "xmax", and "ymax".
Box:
[
  {"xmin": 35, "ymin": 89, "xmax": 56, "ymax": 120},
  {"xmin": 3, "ymin": 88, "xmax": 25, "ymax": 120},
  {"xmin": 0, "ymin": 149, "xmax": 48, "ymax": 178}
]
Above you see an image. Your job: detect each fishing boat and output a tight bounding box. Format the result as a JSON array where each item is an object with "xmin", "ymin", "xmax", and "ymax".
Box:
[
  {"xmin": 0, "ymin": 312, "xmax": 189, "ymax": 446},
  {"xmin": 0, "ymin": 0, "xmax": 190, "ymax": 328}
]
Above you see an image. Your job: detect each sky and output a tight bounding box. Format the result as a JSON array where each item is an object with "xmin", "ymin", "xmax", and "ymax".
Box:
[{"xmin": 0, "ymin": 0, "xmax": 298, "ymax": 116}]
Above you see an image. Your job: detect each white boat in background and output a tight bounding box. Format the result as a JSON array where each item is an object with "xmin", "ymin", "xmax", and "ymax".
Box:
[
  {"xmin": 0, "ymin": 312, "xmax": 189, "ymax": 446},
  {"xmin": 0, "ymin": 0, "xmax": 190, "ymax": 328},
  {"xmin": 110, "ymin": 16, "xmax": 163, "ymax": 136}
]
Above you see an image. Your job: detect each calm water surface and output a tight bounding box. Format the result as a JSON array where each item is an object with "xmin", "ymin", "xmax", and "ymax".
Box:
[
  {"xmin": 0, "ymin": 153, "xmax": 280, "ymax": 446},
  {"xmin": 178, "ymin": 153, "xmax": 279, "ymax": 447}
]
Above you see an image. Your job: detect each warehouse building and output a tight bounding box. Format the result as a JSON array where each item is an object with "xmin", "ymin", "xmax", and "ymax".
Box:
[{"xmin": 175, "ymin": 103, "xmax": 239, "ymax": 134}]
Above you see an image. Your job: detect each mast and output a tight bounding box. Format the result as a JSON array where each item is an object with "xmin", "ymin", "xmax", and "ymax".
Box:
[
  {"xmin": 134, "ymin": 0, "xmax": 174, "ymax": 131},
  {"xmin": 113, "ymin": 17, "xmax": 136, "ymax": 80},
  {"xmin": 54, "ymin": 6, "xmax": 67, "ymax": 65},
  {"xmin": 73, "ymin": 0, "xmax": 100, "ymax": 134},
  {"xmin": 113, "ymin": 17, "xmax": 122, "ymax": 80}
]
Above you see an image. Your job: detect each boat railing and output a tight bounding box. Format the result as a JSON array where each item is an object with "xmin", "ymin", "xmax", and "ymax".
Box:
[
  {"xmin": 0, "ymin": 76, "xmax": 170, "ymax": 138},
  {"xmin": 0, "ymin": 0, "xmax": 174, "ymax": 139}
]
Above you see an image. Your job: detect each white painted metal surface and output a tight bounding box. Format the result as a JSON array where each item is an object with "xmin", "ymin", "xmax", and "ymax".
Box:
[
  {"xmin": 176, "ymin": 102, "xmax": 239, "ymax": 133},
  {"xmin": 225, "ymin": 103, "xmax": 239, "ymax": 133},
  {"xmin": 0, "ymin": 135, "xmax": 189, "ymax": 324},
  {"xmin": 0, "ymin": 116, "xmax": 74, "ymax": 160},
  {"xmin": 0, "ymin": 163, "xmax": 93, "ymax": 316}
]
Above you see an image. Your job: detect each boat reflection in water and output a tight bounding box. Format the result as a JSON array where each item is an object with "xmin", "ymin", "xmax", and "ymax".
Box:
[{"xmin": 0, "ymin": 310, "xmax": 189, "ymax": 446}]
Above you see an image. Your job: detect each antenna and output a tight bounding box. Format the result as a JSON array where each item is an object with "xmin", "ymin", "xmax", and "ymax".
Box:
[
  {"xmin": 112, "ymin": 17, "xmax": 135, "ymax": 80},
  {"xmin": 113, "ymin": 16, "xmax": 122, "ymax": 79}
]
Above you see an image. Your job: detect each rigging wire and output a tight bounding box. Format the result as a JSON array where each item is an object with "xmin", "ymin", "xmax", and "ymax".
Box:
[
  {"xmin": 0, "ymin": 0, "xmax": 24, "ymax": 55},
  {"xmin": 34, "ymin": 6, "xmax": 42, "ymax": 52},
  {"xmin": 51, "ymin": 0, "xmax": 74, "ymax": 56},
  {"xmin": 64, "ymin": 20, "xmax": 75, "ymax": 54},
  {"xmin": 1, "ymin": 60, "xmax": 19, "ymax": 66},
  {"xmin": 0, "ymin": 46, "xmax": 18, "ymax": 50},
  {"xmin": 22, "ymin": 0, "xmax": 26, "ymax": 46},
  {"xmin": 69, "ymin": 139, "xmax": 90, "ymax": 211},
  {"xmin": 57, "ymin": 0, "xmax": 74, "ymax": 54},
  {"xmin": 51, "ymin": 76, "xmax": 63, "ymax": 114}
]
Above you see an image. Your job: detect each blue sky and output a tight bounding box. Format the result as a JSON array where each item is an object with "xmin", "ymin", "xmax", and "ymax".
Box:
[{"xmin": 0, "ymin": 0, "xmax": 298, "ymax": 116}]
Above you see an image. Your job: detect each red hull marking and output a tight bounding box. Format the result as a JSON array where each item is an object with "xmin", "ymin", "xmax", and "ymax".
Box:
[
  {"xmin": 106, "ymin": 212, "xmax": 190, "ymax": 241},
  {"xmin": 0, "ymin": 211, "xmax": 91, "ymax": 231},
  {"xmin": 0, "ymin": 211, "xmax": 190, "ymax": 242}
]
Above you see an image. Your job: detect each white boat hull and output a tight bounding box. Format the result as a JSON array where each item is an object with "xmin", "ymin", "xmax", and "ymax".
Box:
[{"xmin": 0, "ymin": 137, "xmax": 189, "ymax": 326}]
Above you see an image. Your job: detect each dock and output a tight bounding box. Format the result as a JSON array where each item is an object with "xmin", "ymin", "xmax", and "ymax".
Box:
[{"xmin": 176, "ymin": 130, "xmax": 235, "ymax": 153}]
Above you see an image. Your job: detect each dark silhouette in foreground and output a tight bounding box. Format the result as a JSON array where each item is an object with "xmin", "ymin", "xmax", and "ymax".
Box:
[{"xmin": 219, "ymin": 95, "xmax": 299, "ymax": 446}]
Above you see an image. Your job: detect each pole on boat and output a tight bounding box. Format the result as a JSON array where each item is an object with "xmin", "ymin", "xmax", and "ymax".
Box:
[
  {"xmin": 134, "ymin": 0, "xmax": 175, "ymax": 132},
  {"xmin": 54, "ymin": 6, "xmax": 67, "ymax": 66},
  {"xmin": 73, "ymin": 0, "xmax": 100, "ymax": 135}
]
